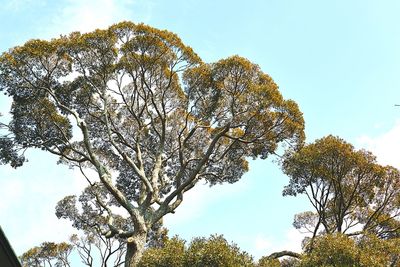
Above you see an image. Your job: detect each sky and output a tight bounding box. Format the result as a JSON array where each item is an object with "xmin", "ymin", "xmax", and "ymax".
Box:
[{"xmin": 1, "ymin": 0, "xmax": 400, "ymax": 263}]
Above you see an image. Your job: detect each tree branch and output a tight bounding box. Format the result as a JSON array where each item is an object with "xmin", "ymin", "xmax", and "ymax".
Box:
[{"xmin": 267, "ymin": 250, "xmax": 301, "ymax": 259}]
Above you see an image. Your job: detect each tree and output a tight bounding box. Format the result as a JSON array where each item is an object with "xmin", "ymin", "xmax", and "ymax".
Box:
[
  {"xmin": 139, "ymin": 235, "xmax": 254, "ymax": 267},
  {"xmin": 184, "ymin": 235, "xmax": 254, "ymax": 267},
  {"xmin": 356, "ymin": 234, "xmax": 400, "ymax": 266},
  {"xmin": 69, "ymin": 231, "xmax": 126, "ymax": 267},
  {"xmin": 299, "ymin": 233, "xmax": 360, "ymax": 267},
  {"xmin": 20, "ymin": 241, "xmax": 73, "ymax": 267},
  {"xmin": 282, "ymin": 135, "xmax": 400, "ymax": 245},
  {"xmin": 299, "ymin": 233, "xmax": 400, "ymax": 267},
  {"xmin": 0, "ymin": 21, "xmax": 304, "ymax": 266},
  {"xmin": 138, "ymin": 236, "xmax": 186, "ymax": 267}
]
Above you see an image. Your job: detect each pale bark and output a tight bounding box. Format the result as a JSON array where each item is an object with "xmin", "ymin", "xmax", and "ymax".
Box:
[{"xmin": 124, "ymin": 232, "xmax": 147, "ymax": 267}]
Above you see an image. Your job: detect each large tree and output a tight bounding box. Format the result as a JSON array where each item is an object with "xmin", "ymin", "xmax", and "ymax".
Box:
[
  {"xmin": 0, "ymin": 21, "xmax": 304, "ymax": 266},
  {"xmin": 282, "ymin": 135, "xmax": 400, "ymax": 244}
]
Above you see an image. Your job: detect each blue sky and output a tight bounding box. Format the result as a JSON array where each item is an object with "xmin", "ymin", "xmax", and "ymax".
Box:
[{"xmin": 1, "ymin": 0, "xmax": 400, "ymax": 262}]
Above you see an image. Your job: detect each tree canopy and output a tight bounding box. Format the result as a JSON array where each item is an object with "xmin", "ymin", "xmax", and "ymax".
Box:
[
  {"xmin": 20, "ymin": 241, "xmax": 73, "ymax": 267},
  {"xmin": 299, "ymin": 233, "xmax": 400, "ymax": 267},
  {"xmin": 139, "ymin": 235, "xmax": 254, "ymax": 267},
  {"xmin": 282, "ymin": 135, "xmax": 400, "ymax": 242},
  {"xmin": 0, "ymin": 21, "xmax": 304, "ymax": 266}
]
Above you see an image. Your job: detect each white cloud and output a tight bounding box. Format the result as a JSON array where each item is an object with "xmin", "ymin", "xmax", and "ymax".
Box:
[
  {"xmin": 0, "ymin": 150, "xmax": 90, "ymax": 255},
  {"xmin": 47, "ymin": 0, "xmax": 129, "ymax": 36},
  {"xmin": 254, "ymin": 235, "xmax": 272, "ymax": 252},
  {"xmin": 164, "ymin": 179, "xmax": 250, "ymax": 226},
  {"xmin": 3, "ymin": 0, "xmax": 45, "ymax": 11},
  {"xmin": 14, "ymin": 204, "xmax": 76, "ymax": 254},
  {"xmin": 0, "ymin": 177, "xmax": 23, "ymax": 213},
  {"xmin": 163, "ymin": 183, "xmax": 211, "ymax": 225},
  {"xmin": 42, "ymin": 0, "xmax": 154, "ymax": 38},
  {"xmin": 357, "ymin": 120, "xmax": 400, "ymax": 168},
  {"xmin": 277, "ymin": 228, "xmax": 305, "ymax": 253}
]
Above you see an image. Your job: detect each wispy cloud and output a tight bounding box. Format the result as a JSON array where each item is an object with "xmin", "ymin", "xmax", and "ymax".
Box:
[
  {"xmin": 3, "ymin": 0, "xmax": 45, "ymax": 11},
  {"xmin": 0, "ymin": 176, "xmax": 24, "ymax": 214},
  {"xmin": 42, "ymin": 0, "xmax": 154, "ymax": 38},
  {"xmin": 254, "ymin": 235, "xmax": 273, "ymax": 252},
  {"xmin": 0, "ymin": 151, "xmax": 87, "ymax": 255},
  {"xmin": 277, "ymin": 228, "xmax": 305, "ymax": 254},
  {"xmin": 46, "ymin": 0, "xmax": 132, "ymax": 36},
  {"xmin": 164, "ymin": 179, "xmax": 250, "ymax": 226},
  {"xmin": 357, "ymin": 120, "xmax": 400, "ymax": 168}
]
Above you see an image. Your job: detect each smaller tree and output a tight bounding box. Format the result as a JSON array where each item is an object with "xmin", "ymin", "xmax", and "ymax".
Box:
[
  {"xmin": 282, "ymin": 135, "xmax": 400, "ymax": 242},
  {"xmin": 20, "ymin": 241, "xmax": 73, "ymax": 267},
  {"xmin": 139, "ymin": 234, "xmax": 254, "ymax": 267},
  {"xmin": 299, "ymin": 234, "xmax": 359, "ymax": 267},
  {"xmin": 185, "ymin": 235, "xmax": 254, "ymax": 267},
  {"xmin": 299, "ymin": 234, "xmax": 400, "ymax": 267},
  {"xmin": 138, "ymin": 236, "xmax": 186, "ymax": 267},
  {"xmin": 356, "ymin": 234, "xmax": 400, "ymax": 267},
  {"xmin": 70, "ymin": 231, "xmax": 126, "ymax": 267}
]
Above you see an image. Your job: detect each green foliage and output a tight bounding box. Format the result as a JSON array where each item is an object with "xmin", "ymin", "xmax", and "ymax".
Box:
[
  {"xmin": 185, "ymin": 235, "xmax": 254, "ymax": 267},
  {"xmin": 280, "ymin": 257, "xmax": 300, "ymax": 267},
  {"xmin": 0, "ymin": 115, "xmax": 25, "ymax": 167},
  {"xmin": 299, "ymin": 234, "xmax": 400, "ymax": 267},
  {"xmin": 139, "ymin": 235, "xmax": 254, "ymax": 267},
  {"xmin": 299, "ymin": 234, "xmax": 358, "ymax": 267},
  {"xmin": 283, "ymin": 135, "xmax": 400, "ymax": 236},
  {"xmin": 257, "ymin": 257, "xmax": 281, "ymax": 267},
  {"xmin": 257, "ymin": 257, "xmax": 300, "ymax": 267},
  {"xmin": 0, "ymin": 136, "xmax": 24, "ymax": 167},
  {"xmin": 20, "ymin": 241, "xmax": 73, "ymax": 267},
  {"xmin": 0, "ymin": 20, "xmax": 305, "ymax": 265},
  {"xmin": 139, "ymin": 236, "xmax": 186, "ymax": 267},
  {"xmin": 357, "ymin": 234, "xmax": 400, "ymax": 267}
]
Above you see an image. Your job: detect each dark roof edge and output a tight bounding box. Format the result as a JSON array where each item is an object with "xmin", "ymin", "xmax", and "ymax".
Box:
[{"xmin": 0, "ymin": 226, "xmax": 22, "ymax": 267}]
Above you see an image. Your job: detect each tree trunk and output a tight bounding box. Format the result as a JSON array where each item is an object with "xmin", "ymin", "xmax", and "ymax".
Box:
[{"xmin": 124, "ymin": 232, "xmax": 147, "ymax": 267}]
